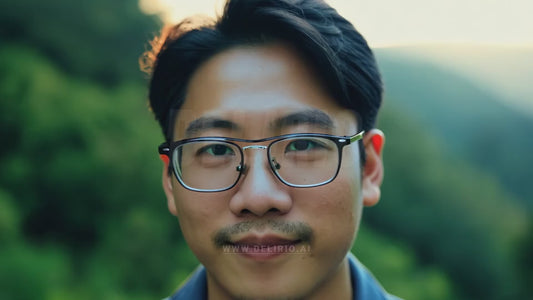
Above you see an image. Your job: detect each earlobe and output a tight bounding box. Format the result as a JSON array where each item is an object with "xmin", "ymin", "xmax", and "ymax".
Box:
[
  {"xmin": 162, "ymin": 163, "xmax": 179, "ymax": 216},
  {"xmin": 362, "ymin": 129, "xmax": 385, "ymax": 207}
]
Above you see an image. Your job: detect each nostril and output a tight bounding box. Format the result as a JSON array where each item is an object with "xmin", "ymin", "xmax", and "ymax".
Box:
[
  {"xmin": 240, "ymin": 207, "xmax": 280, "ymax": 216},
  {"xmin": 267, "ymin": 208, "xmax": 280, "ymax": 213},
  {"xmin": 240, "ymin": 209, "xmax": 252, "ymax": 215}
]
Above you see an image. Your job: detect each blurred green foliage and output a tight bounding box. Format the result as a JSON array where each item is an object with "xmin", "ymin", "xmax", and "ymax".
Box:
[
  {"xmin": 367, "ymin": 104, "xmax": 528, "ymax": 299},
  {"xmin": 0, "ymin": 0, "xmax": 531, "ymax": 299},
  {"xmin": 0, "ymin": 0, "xmax": 158, "ymax": 85}
]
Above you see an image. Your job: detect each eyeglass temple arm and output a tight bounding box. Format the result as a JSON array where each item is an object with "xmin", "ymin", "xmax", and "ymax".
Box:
[
  {"xmin": 348, "ymin": 131, "xmax": 365, "ymax": 143},
  {"xmin": 158, "ymin": 143, "xmax": 171, "ymax": 165},
  {"xmin": 158, "ymin": 143, "xmax": 170, "ymax": 155}
]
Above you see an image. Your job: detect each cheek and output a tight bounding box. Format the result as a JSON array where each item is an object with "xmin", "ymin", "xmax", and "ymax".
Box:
[
  {"xmin": 173, "ymin": 188, "xmax": 231, "ymax": 254},
  {"xmin": 307, "ymin": 183, "xmax": 357, "ymax": 218},
  {"xmin": 294, "ymin": 172, "xmax": 362, "ymax": 250},
  {"xmin": 324, "ymin": 178, "xmax": 361, "ymax": 251}
]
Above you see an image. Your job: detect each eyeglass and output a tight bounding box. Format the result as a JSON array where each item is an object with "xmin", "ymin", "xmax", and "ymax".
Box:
[{"xmin": 158, "ymin": 131, "xmax": 364, "ymax": 192}]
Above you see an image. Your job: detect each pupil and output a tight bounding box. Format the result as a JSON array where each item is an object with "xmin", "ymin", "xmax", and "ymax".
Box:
[
  {"xmin": 213, "ymin": 144, "xmax": 228, "ymax": 155},
  {"xmin": 293, "ymin": 140, "xmax": 309, "ymax": 150}
]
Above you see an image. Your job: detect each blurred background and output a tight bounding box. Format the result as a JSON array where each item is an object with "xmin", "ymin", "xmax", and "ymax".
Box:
[{"xmin": 0, "ymin": 0, "xmax": 531, "ymax": 299}]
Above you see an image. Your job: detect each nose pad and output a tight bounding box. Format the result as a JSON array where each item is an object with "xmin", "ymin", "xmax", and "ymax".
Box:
[{"xmin": 271, "ymin": 158, "xmax": 281, "ymax": 170}]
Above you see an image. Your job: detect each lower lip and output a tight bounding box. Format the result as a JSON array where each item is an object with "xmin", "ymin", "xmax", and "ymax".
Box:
[{"xmin": 232, "ymin": 243, "xmax": 300, "ymax": 261}]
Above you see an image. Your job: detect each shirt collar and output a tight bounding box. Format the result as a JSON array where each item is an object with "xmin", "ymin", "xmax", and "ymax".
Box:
[
  {"xmin": 167, "ymin": 253, "xmax": 398, "ymax": 300},
  {"xmin": 347, "ymin": 252, "xmax": 398, "ymax": 299}
]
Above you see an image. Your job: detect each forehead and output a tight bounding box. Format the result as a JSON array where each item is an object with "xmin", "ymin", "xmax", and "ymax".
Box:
[{"xmin": 174, "ymin": 43, "xmax": 356, "ymax": 139}]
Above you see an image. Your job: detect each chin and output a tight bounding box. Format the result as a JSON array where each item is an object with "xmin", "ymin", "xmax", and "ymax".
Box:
[
  {"xmin": 229, "ymin": 286, "xmax": 306, "ymax": 300},
  {"xmin": 219, "ymin": 271, "xmax": 313, "ymax": 300}
]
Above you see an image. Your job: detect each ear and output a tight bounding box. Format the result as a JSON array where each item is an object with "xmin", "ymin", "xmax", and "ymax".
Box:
[
  {"xmin": 161, "ymin": 159, "xmax": 178, "ymax": 216},
  {"xmin": 362, "ymin": 129, "xmax": 385, "ymax": 207}
]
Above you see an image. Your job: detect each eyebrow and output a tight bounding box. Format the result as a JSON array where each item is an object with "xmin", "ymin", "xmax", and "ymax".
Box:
[
  {"xmin": 271, "ymin": 109, "xmax": 335, "ymax": 131},
  {"xmin": 185, "ymin": 117, "xmax": 241, "ymax": 137},
  {"xmin": 185, "ymin": 109, "xmax": 335, "ymax": 137}
]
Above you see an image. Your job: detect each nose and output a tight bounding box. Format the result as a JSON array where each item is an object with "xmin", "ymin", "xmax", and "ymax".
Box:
[{"xmin": 229, "ymin": 146, "xmax": 292, "ymax": 217}]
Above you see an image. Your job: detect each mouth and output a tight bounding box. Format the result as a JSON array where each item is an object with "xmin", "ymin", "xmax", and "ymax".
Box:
[
  {"xmin": 225, "ymin": 234, "xmax": 304, "ymax": 260},
  {"xmin": 214, "ymin": 220, "xmax": 314, "ymax": 261}
]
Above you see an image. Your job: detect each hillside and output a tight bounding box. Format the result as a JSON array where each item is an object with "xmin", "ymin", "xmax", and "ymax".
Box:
[
  {"xmin": 384, "ymin": 45, "xmax": 533, "ymax": 117},
  {"xmin": 375, "ymin": 46, "xmax": 533, "ymax": 208}
]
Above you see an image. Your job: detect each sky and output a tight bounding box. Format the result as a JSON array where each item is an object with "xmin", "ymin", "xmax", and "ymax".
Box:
[{"xmin": 139, "ymin": 0, "xmax": 533, "ymax": 48}]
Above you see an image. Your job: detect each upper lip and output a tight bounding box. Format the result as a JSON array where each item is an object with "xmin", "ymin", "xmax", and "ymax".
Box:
[{"xmin": 231, "ymin": 234, "xmax": 301, "ymax": 246}]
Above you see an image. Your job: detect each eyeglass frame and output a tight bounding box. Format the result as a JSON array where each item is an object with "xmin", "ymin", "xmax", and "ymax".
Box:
[{"xmin": 158, "ymin": 131, "xmax": 365, "ymax": 192}]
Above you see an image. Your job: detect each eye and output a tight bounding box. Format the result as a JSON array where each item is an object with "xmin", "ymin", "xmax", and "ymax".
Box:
[
  {"xmin": 199, "ymin": 143, "xmax": 235, "ymax": 156},
  {"xmin": 285, "ymin": 139, "xmax": 324, "ymax": 152}
]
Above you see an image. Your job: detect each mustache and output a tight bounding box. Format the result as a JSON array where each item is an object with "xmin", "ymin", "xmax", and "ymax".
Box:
[{"xmin": 213, "ymin": 219, "xmax": 314, "ymax": 248}]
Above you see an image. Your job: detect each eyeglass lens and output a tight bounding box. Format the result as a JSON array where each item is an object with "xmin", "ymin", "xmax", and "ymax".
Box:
[{"xmin": 172, "ymin": 137, "xmax": 339, "ymax": 191}]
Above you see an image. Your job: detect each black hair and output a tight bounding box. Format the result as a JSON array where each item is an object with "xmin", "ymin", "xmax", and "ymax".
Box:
[{"xmin": 142, "ymin": 0, "xmax": 383, "ymax": 142}]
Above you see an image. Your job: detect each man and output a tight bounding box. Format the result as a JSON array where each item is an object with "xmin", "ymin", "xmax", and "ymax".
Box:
[{"xmin": 143, "ymin": 0, "xmax": 396, "ymax": 299}]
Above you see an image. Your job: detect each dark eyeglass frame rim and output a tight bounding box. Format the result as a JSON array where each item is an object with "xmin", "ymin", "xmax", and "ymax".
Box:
[{"xmin": 158, "ymin": 131, "xmax": 365, "ymax": 192}]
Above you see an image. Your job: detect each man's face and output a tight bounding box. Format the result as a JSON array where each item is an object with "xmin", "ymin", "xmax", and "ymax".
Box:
[{"xmin": 162, "ymin": 43, "xmax": 383, "ymax": 299}]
